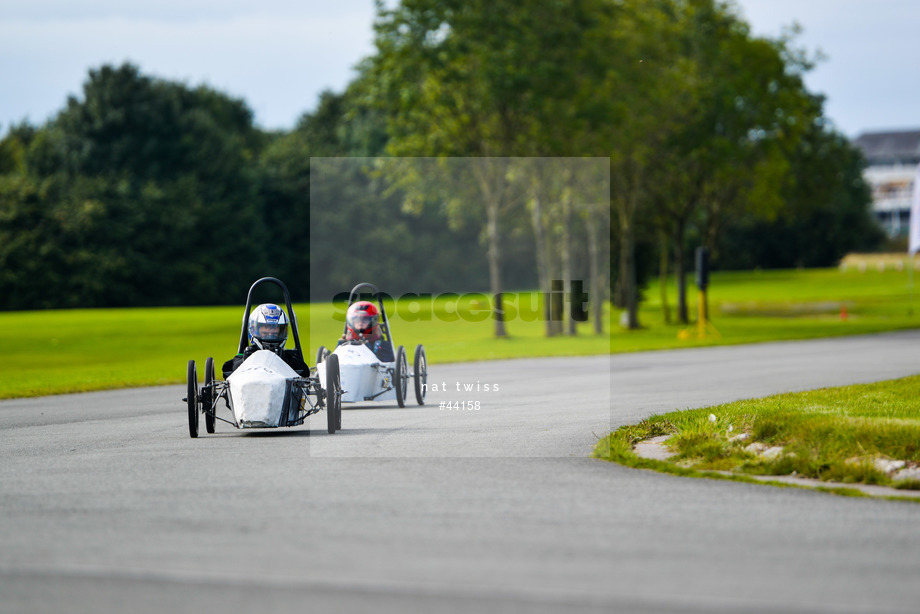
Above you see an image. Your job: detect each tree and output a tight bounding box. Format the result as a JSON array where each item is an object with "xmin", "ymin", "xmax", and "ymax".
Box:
[
  {"xmin": 586, "ymin": 1, "xmax": 695, "ymax": 329},
  {"xmin": 0, "ymin": 63, "xmax": 270, "ymax": 309},
  {"xmin": 639, "ymin": 0, "xmax": 822, "ymax": 323},
  {"xmin": 518, "ymin": 158, "xmax": 609, "ymax": 336},
  {"xmin": 366, "ymin": 0, "xmax": 517, "ymax": 336},
  {"xmin": 716, "ymin": 122, "xmax": 882, "ymax": 269},
  {"xmin": 365, "ymin": 0, "xmax": 610, "ymax": 337}
]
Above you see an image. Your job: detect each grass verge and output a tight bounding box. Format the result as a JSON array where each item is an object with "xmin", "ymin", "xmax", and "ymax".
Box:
[
  {"xmin": 0, "ymin": 296, "xmax": 611, "ymax": 399},
  {"xmin": 593, "ymin": 375, "xmax": 920, "ymax": 497},
  {"xmin": 4, "ymin": 265, "xmax": 920, "ymax": 399}
]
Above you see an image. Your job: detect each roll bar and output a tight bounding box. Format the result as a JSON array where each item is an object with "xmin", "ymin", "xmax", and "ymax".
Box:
[{"xmin": 237, "ymin": 277, "xmax": 303, "ymax": 355}]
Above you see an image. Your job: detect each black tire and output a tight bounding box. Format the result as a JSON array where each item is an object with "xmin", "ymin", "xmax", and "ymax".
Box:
[
  {"xmin": 325, "ymin": 353, "xmax": 341, "ymax": 434},
  {"xmin": 394, "ymin": 345, "xmax": 408, "ymax": 408},
  {"xmin": 413, "ymin": 345, "xmax": 427, "ymax": 406},
  {"xmin": 316, "ymin": 346, "xmax": 329, "ymax": 365},
  {"xmin": 187, "ymin": 360, "xmax": 199, "ymax": 438},
  {"xmin": 204, "ymin": 357, "xmax": 216, "ymax": 434},
  {"xmin": 333, "ymin": 354, "xmax": 342, "ymax": 431},
  {"xmin": 335, "ymin": 370, "xmax": 342, "ymax": 430}
]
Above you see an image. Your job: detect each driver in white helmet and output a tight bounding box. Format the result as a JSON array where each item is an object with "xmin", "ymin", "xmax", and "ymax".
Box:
[
  {"xmin": 248, "ymin": 303, "xmax": 288, "ymax": 352},
  {"xmin": 223, "ymin": 303, "xmax": 300, "ymax": 377}
]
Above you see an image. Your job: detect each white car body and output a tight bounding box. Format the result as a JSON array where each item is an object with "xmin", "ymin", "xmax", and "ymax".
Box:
[
  {"xmin": 226, "ymin": 350, "xmax": 304, "ymax": 427},
  {"xmin": 315, "ymin": 343, "xmax": 395, "ymax": 404}
]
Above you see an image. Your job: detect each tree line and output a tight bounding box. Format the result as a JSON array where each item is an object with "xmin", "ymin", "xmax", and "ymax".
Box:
[{"xmin": 0, "ymin": 0, "xmax": 883, "ymax": 332}]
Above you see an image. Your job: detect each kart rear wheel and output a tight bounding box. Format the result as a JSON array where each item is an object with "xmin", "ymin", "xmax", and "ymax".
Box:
[
  {"xmin": 334, "ymin": 365, "xmax": 342, "ymax": 430},
  {"xmin": 325, "ymin": 353, "xmax": 341, "ymax": 434},
  {"xmin": 187, "ymin": 360, "xmax": 199, "ymax": 438},
  {"xmin": 413, "ymin": 344, "xmax": 427, "ymax": 406},
  {"xmin": 204, "ymin": 357, "xmax": 216, "ymax": 434},
  {"xmin": 316, "ymin": 346, "xmax": 329, "ymax": 365},
  {"xmin": 395, "ymin": 345, "xmax": 408, "ymax": 408}
]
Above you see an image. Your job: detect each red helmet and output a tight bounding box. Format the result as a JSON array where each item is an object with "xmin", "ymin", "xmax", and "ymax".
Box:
[{"xmin": 346, "ymin": 301, "xmax": 380, "ymax": 337}]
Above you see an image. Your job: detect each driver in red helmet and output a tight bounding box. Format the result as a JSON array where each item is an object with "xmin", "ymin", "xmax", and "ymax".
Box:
[{"xmin": 339, "ymin": 301, "xmax": 394, "ymax": 361}]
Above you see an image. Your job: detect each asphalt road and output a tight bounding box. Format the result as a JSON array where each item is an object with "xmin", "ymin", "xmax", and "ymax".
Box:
[{"xmin": 3, "ymin": 331, "xmax": 920, "ymax": 613}]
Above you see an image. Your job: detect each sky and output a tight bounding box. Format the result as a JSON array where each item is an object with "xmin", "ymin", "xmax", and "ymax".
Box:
[{"xmin": 1, "ymin": 0, "xmax": 918, "ymax": 138}]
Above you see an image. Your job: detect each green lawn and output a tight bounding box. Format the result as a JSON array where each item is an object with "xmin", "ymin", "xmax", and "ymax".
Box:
[
  {"xmin": 3, "ymin": 266, "xmax": 920, "ymax": 399},
  {"xmin": 621, "ymin": 267, "xmax": 920, "ymax": 351},
  {"xmin": 0, "ymin": 294, "xmax": 610, "ymax": 399}
]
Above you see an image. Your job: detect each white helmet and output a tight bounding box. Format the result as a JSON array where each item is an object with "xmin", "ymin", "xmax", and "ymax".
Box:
[{"xmin": 248, "ymin": 303, "xmax": 288, "ymax": 350}]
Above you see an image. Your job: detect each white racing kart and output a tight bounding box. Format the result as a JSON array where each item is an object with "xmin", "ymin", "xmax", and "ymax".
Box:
[
  {"xmin": 315, "ymin": 282, "xmax": 427, "ymax": 407},
  {"xmin": 183, "ymin": 277, "xmax": 343, "ymax": 437}
]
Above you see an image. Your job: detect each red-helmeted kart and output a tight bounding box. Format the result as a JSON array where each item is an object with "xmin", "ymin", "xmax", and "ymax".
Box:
[
  {"xmin": 183, "ymin": 277, "xmax": 343, "ymax": 438},
  {"xmin": 315, "ymin": 282, "xmax": 427, "ymax": 407}
]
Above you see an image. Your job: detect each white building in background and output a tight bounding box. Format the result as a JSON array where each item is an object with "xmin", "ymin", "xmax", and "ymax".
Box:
[{"xmin": 853, "ymin": 130, "xmax": 920, "ymax": 236}]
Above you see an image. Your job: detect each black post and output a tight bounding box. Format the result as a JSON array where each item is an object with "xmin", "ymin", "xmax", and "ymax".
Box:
[{"xmin": 695, "ymin": 247, "xmax": 709, "ymax": 291}]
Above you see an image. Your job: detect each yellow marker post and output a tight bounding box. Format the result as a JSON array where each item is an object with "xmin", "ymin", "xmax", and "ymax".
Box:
[
  {"xmin": 698, "ymin": 288, "xmax": 706, "ymax": 338},
  {"xmin": 696, "ymin": 287, "xmax": 719, "ymax": 339},
  {"xmin": 679, "ymin": 247, "xmax": 720, "ymax": 340}
]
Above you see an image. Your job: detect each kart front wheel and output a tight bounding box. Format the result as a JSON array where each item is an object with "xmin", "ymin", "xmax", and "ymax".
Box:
[
  {"xmin": 413, "ymin": 344, "xmax": 427, "ymax": 406},
  {"xmin": 325, "ymin": 353, "xmax": 341, "ymax": 434},
  {"xmin": 316, "ymin": 346, "xmax": 329, "ymax": 365},
  {"xmin": 204, "ymin": 357, "xmax": 216, "ymax": 434},
  {"xmin": 394, "ymin": 345, "xmax": 408, "ymax": 408},
  {"xmin": 186, "ymin": 360, "xmax": 199, "ymax": 438}
]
